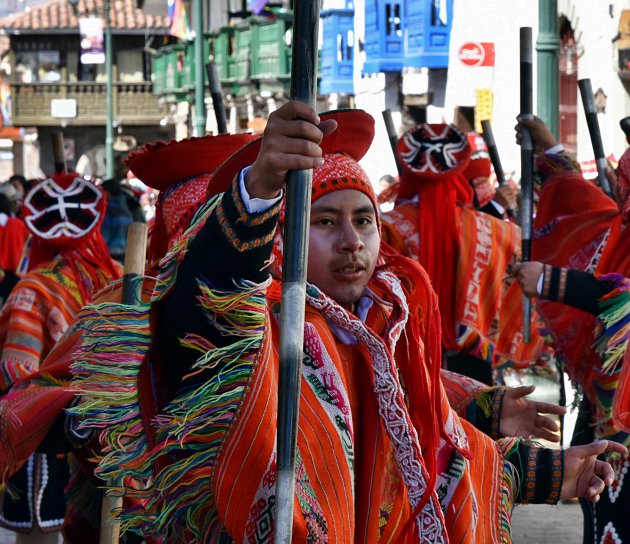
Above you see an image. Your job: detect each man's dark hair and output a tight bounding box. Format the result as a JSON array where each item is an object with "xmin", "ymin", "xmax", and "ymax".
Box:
[
  {"xmin": 8, "ymin": 174, "xmax": 26, "ymax": 188},
  {"xmin": 0, "ymin": 193, "xmax": 12, "ymax": 215},
  {"xmin": 380, "ymin": 174, "xmax": 396, "ymax": 185},
  {"xmin": 102, "ymin": 178, "xmax": 122, "ymax": 196}
]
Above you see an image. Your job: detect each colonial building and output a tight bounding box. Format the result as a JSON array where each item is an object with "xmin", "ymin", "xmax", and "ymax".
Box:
[{"xmin": 0, "ymin": 0, "xmax": 175, "ymax": 177}]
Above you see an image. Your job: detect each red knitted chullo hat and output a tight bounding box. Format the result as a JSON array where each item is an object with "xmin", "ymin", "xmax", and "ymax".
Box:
[
  {"xmin": 396, "ymin": 123, "xmax": 473, "ymax": 350},
  {"xmin": 126, "ymin": 133, "xmax": 260, "ymax": 264},
  {"xmin": 310, "ymin": 153, "xmax": 377, "ymax": 212},
  {"xmin": 207, "ymin": 109, "xmax": 375, "ymax": 199}
]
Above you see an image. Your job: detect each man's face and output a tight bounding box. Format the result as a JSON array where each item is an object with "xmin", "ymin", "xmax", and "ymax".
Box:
[{"xmin": 307, "ymin": 189, "xmax": 380, "ymax": 309}]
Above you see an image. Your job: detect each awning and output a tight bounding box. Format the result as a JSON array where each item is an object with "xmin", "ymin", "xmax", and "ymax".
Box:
[{"xmin": 618, "ymin": 10, "xmax": 630, "ymax": 49}]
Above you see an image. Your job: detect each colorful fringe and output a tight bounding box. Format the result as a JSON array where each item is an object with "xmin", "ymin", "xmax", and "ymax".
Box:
[
  {"xmin": 152, "ymin": 195, "xmax": 221, "ymax": 302},
  {"xmin": 69, "ymin": 301, "xmax": 153, "ymax": 484},
  {"xmin": 130, "ymin": 276, "xmax": 268, "ymax": 539},
  {"xmin": 455, "ymin": 325, "xmax": 494, "ymax": 364},
  {"xmin": 593, "ymin": 273, "xmax": 630, "ymax": 437},
  {"xmin": 70, "ymin": 270, "xmax": 269, "ymax": 541},
  {"xmin": 499, "ymin": 457, "xmax": 516, "ymax": 543},
  {"xmin": 595, "ymin": 274, "xmax": 630, "ymax": 375}
]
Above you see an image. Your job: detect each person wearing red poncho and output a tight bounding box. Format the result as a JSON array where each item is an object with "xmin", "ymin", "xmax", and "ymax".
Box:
[
  {"xmin": 0, "ymin": 173, "xmax": 121, "ymax": 544},
  {"xmin": 512, "ymin": 116, "xmax": 630, "ymax": 544},
  {"xmin": 0, "ymin": 132, "xmax": 259, "ymax": 543},
  {"xmin": 380, "ymin": 124, "xmax": 548, "ymax": 386},
  {"xmin": 64, "ymin": 103, "xmax": 627, "ymax": 543},
  {"xmin": 0, "ymin": 183, "xmax": 29, "ymax": 306}
]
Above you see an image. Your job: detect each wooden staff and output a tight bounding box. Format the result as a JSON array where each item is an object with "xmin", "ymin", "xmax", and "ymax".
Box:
[
  {"xmin": 578, "ymin": 78, "xmax": 613, "ymax": 197},
  {"xmin": 99, "ymin": 222, "xmax": 148, "ymax": 544},
  {"xmin": 382, "ymin": 109, "xmax": 403, "ymax": 176},
  {"xmin": 51, "ymin": 131, "xmax": 66, "ymax": 174},
  {"xmin": 206, "ymin": 61, "xmax": 229, "ymax": 134},
  {"xmin": 519, "ymin": 27, "xmax": 534, "ymax": 343},
  {"xmin": 275, "ymin": 1, "xmax": 321, "ymax": 542}
]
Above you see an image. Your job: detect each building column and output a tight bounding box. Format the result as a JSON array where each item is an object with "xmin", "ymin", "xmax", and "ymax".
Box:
[
  {"xmin": 194, "ymin": 0, "xmax": 206, "ymax": 136},
  {"xmin": 537, "ymin": 0, "xmax": 561, "ymax": 138}
]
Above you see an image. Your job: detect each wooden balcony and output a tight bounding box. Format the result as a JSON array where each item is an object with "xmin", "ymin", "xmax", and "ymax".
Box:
[{"xmin": 10, "ymin": 81, "xmax": 167, "ymax": 127}]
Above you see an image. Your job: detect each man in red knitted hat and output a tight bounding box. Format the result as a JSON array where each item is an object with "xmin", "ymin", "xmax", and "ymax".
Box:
[
  {"xmin": 68, "ymin": 101, "xmax": 627, "ymax": 543},
  {"xmin": 0, "ymin": 172, "xmax": 121, "ymax": 543}
]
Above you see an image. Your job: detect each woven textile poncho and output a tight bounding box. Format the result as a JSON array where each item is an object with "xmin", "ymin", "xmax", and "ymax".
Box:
[{"xmin": 67, "ymin": 110, "xmax": 520, "ymax": 543}]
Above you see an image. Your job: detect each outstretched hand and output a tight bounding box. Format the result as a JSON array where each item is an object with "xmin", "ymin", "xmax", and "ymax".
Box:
[
  {"xmin": 245, "ymin": 101, "xmax": 338, "ymax": 199},
  {"xmin": 562, "ymin": 440, "xmax": 629, "ymax": 502},
  {"xmin": 500, "ymin": 384, "xmax": 566, "ymax": 442}
]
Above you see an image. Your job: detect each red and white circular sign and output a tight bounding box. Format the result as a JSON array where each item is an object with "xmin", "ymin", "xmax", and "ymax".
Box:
[{"xmin": 458, "ymin": 42, "xmax": 495, "ymax": 67}]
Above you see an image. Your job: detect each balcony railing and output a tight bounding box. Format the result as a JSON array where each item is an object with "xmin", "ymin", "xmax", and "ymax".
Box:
[{"xmin": 10, "ymin": 81, "xmax": 167, "ymax": 127}]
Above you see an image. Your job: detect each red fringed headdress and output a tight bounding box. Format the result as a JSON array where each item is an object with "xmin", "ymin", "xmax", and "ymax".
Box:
[
  {"xmin": 125, "ymin": 133, "xmax": 260, "ymax": 265},
  {"xmin": 21, "ymin": 173, "xmax": 119, "ymax": 297},
  {"xmin": 396, "ymin": 123, "xmax": 473, "ymax": 351}
]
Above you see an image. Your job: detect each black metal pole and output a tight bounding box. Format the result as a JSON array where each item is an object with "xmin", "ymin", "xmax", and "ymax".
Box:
[
  {"xmin": 480, "ymin": 119, "xmax": 506, "ymax": 186},
  {"xmin": 275, "ymin": 1, "xmax": 321, "ymax": 542},
  {"xmin": 520, "ymin": 27, "xmax": 534, "ymax": 343},
  {"xmin": 578, "ymin": 78, "xmax": 613, "ymax": 197},
  {"xmin": 481, "ymin": 119, "xmax": 516, "ymax": 219},
  {"xmin": 382, "ymin": 109, "xmax": 403, "ymax": 176},
  {"xmin": 206, "ymin": 61, "xmax": 228, "ymax": 134},
  {"xmin": 52, "ymin": 131, "xmax": 66, "ymax": 174}
]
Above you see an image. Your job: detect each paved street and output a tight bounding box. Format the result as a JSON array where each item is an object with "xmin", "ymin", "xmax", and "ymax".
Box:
[
  {"xmin": 512, "ymin": 500, "xmax": 583, "ymax": 543},
  {"xmin": 0, "ymin": 501, "xmax": 583, "ymax": 543}
]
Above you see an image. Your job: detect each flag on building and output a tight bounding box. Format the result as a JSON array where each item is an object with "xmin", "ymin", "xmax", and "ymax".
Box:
[
  {"xmin": 249, "ymin": 0, "xmax": 270, "ymax": 15},
  {"xmin": 168, "ymin": 0, "xmax": 189, "ymax": 40},
  {"xmin": 579, "ymin": 154, "xmax": 618, "ymax": 179}
]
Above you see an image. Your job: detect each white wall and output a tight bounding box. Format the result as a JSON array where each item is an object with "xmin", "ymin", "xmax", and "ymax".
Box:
[
  {"xmin": 445, "ymin": 0, "xmax": 538, "ymax": 179},
  {"xmin": 559, "ymin": 0, "xmax": 630, "ymax": 163},
  {"xmin": 335, "ymin": 0, "xmax": 630, "ymax": 186}
]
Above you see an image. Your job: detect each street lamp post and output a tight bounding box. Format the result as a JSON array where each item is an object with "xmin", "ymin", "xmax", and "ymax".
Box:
[
  {"xmin": 105, "ymin": 0, "xmax": 114, "ymax": 179},
  {"xmin": 193, "ymin": 0, "xmax": 206, "ymax": 136},
  {"xmin": 537, "ymin": 0, "xmax": 560, "ymax": 139}
]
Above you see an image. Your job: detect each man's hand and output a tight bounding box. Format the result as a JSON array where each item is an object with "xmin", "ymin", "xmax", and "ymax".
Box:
[
  {"xmin": 514, "ymin": 115, "xmax": 559, "ymax": 154},
  {"xmin": 245, "ymin": 101, "xmax": 338, "ymax": 199},
  {"xmin": 510, "ymin": 261, "xmax": 544, "ymax": 298},
  {"xmin": 561, "ymin": 440, "xmax": 629, "ymax": 502},
  {"xmin": 494, "ymin": 184, "xmax": 518, "ymax": 210},
  {"xmin": 605, "ymin": 166, "xmax": 624, "ymax": 213},
  {"xmin": 500, "ymin": 385, "xmax": 566, "ymax": 442}
]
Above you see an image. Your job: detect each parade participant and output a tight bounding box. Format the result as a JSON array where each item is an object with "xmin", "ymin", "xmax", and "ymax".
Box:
[
  {"xmin": 69, "ymin": 103, "xmax": 626, "ymax": 543},
  {"xmin": 0, "ymin": 172, "xmax": 121, "ymax": 544},
  {"xmin": 381, "ymin": 123, "xmax": 546, "ymax": 384},
  {"xmin": 0, "ymin": 132, "xmax": 259, "ymax": 543},
  {"xmin": 513, "ymin": 115, "xmax": 630, "ymax": 544},
  {"xmin": 0, "ymin": 187, "xmax": 28, "ymax": 306},
  {"xmin": 465, "ymin": 132, "xmax": 518, "ymax": 220}
]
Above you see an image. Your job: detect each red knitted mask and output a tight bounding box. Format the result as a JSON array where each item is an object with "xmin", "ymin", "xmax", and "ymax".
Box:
[{"xmin": 22, "ymin": 174, "xmax": 105, "ymax": 242}]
